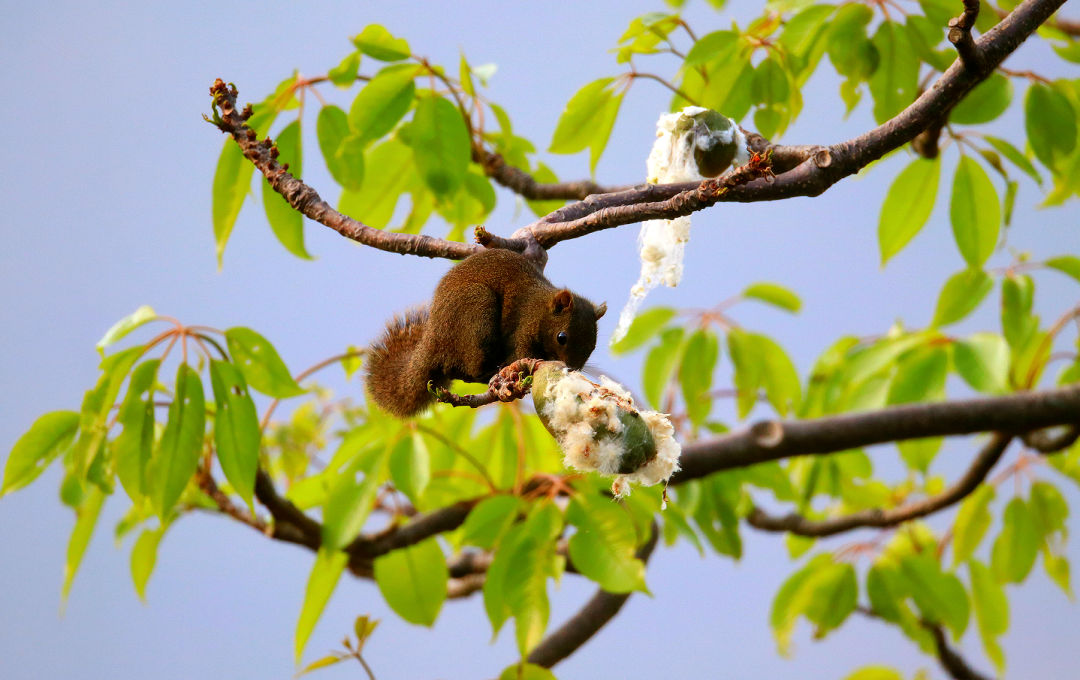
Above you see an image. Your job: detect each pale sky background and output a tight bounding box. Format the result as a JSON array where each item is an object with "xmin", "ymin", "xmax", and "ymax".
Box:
[{"xmin": 2, "ymin": 1, "xmax": 1079, "ymax": 679}]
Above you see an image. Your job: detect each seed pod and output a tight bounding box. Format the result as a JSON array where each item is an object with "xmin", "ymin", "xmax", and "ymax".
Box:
[{"xmin": 531, "ymin": 361, "xmax": 681, "ymax": 499}]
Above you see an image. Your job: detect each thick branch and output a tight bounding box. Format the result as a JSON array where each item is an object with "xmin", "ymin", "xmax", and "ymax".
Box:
[
  {"xmin": 929, "ymin": 624, "xmax": 993, "ymax": 680},
  {"xmin": 207, "ymin": 80, "xmax": 480, "ymax": 261},
  {"xmin": 254, "ymin": 468, "xmax": 321, "ymax": 550},
  {"xmin": 525, "ymin": 0, "xmax": 1065, "ymax": 245},
  {"xmin": 1022, "ymin": 424, "xmax": 1080, "ymax": 452},
  {"xmin": 526, "ymin": 522, "xmax": 659, "ymax": 669},
  {"xmin": 673, "ymin": 384, "xmax": 1080, "ymax": 485},
  {"xmin": 747, "ymin": 434, "xmax": 1012, "ymax": 537},
  {"xmin": 346, "ymin": 501, "xmax": 476, "ymax": 561}
]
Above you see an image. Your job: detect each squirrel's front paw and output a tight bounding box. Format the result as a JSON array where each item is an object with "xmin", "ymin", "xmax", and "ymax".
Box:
[{"xmin": 489, "ymin": 358, "xmax": 540, "ymax": 402}]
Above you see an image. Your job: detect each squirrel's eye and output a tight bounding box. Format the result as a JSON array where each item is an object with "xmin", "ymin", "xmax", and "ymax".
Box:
[{"xmin": 557, "ymin": 331, "xmax": 568, "ymax": 345}]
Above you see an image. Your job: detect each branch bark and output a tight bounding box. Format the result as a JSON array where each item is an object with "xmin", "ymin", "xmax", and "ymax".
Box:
[
  {"xmin": 521, "ymin": 0, "xmax": 1066, "ymax": 247},
  {"xmin": 526, "ymin": 522, "xmax": 660, "ymax": 669},
  {"xmin": 673, "ymin": 384, "xmax": 1080, "ymax": 484},
  {"xmin": 482, "ymin": 152, "xmax": 633, "ymax": 200},
  {"xmin": 747, "ymin": 433, "xmax": 1012, "ymax": 537},
  {"xmin": 929, "ymin": 623, "xmax": 993, "ymax": 680}
]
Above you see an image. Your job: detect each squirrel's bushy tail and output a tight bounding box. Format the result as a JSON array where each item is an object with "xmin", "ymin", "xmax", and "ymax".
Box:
[{"xmin": 365, "ymin": 307, "xmax": 433, "ymax": 419}]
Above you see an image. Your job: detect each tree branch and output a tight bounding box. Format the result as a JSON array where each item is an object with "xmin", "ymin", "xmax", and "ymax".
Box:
[
  {"xmin": 1022, "ymin": 424, "xmax": 1080, "ymax": 453},
  {"xmin": 928, "ymin": 623, "xmax": 993, "ymax": 680},
  {"xmin": 207, "ymin": 80, "xmax": 481, "ymax": 261},
  {"xmin": 949, "ymin": 0, "xmax": 984, "ymax": 70},
  {"xmin": 521, "ymin": 0, "xmax": 1065, "ymax": 245},
  {"xmin": 673, "ymin": 384, "xmax": 1080, "ymax": 485},
  {"xmin": 525, "ymin": 521, "xmax": 660, "ymax": 669},
  {"xmin": 746, "ymin": 433, "xmax": 1012, "ymax": 537},
  {"xmin": 481, "ymin": 152, "xmax": 633, "ymax": 201}
]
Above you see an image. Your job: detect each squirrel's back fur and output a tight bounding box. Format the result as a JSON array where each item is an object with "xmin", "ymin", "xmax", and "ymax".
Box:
[{"xmin": 365, "ymin": 306, "xmax": 433, "ymax": 418}]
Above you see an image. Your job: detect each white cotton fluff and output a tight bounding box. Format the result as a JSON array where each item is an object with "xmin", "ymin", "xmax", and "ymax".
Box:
[
  {"xmin": 611, "ymin": 107, "xmax": 750, "ymax": 344},
  {"xmin": 538, "ymin": 369, "xmax": 681, "ymax": 502}
]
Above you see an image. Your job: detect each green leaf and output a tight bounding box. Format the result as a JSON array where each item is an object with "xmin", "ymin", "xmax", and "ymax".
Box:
[
  {"xmin": 224, "ymin": 327, "xmax": 305, "ymax": 398},
  {"xmin": 317, "ymin": 105, "xmax": 365, "ymax": 191},
  {"xmin": 868, "ymin": 21, "xmax": 919, "ymax": 124},
  {"xmin": 130, "ymin": 526, "xmax": 164, "ymax": 602},
  {"xmin": 498, "ymin": 663, "xmax": 557, "ymax": 680},
  {"xmin": 349, "ymin": 64, "xmax": 418, "ymax": 146},
  {"xmin": 352, "ymin": 25, "xmax": 411, "ymax": 61},
  {"xmin": 295, "ymin": 548, "xmax": 349, "ymax": 663},
  {"xmin": 114, "ymin": 360, "xmax": 161, "ymax": 501},
  {"xmin": 589, "ymin": 90, "xmax": 623, "ymax": 173},
  {"xmin": 950, "ymin": 156, "xmax": 1001, "ymax": 268},
  {"xmin": 566, "ymin": 493, "xmax": 647, "ymax": 594},
  {"xmin": 389, "ymin": 432, "xmax": 431, "ymax": 505},
  {"xmin": 549, "ymin": 78, "xmax": 616, "ymax": 155},
  {"xmin": 61, "ymin": 485, "xmax": 106, "ymax": 604},
  {"xmin": 412, "ymin": 95, "xmax": 471, "ymax": 197},
  {"xmin": 643, "ymin": 327, "xmax": 685, "ymax": 410},
  {"xmin": 888, "ymin": 345, "xmax": 948, "ymax": 405},
  {"xmin": 209, "ymin": 360, "xmax": 260, "ymax": 510},
  {"xmin": 803, "ymin": 561, "xmax": 858, "ymax": 635},
  {"xmin": 827, "ymin": 5, "xmax": 877, "ymax": 80},
  {"xmin": 96, "ymin": 305, "xmax": 156, "ymax": 354},
  {"xmin": 897, "ymin": 554, "xmax": 969, "ymax": 638},
  {"xmin": 983, "ymin": 135, "xmax": 1042, "ymax": 186},
  {"xmin": 339, "ymin": 138, "xmax": 414, "ymax": 229},
  {"xmin": 212, "ymin": 139, "xmax": 257, "ymax": 267},
  {"xmin": 953, "ymin": 333, "xmax": 1009, "ymax": 393},
  {"xmin": 322, "ymin": 443, "xmax": 388, "ymax": 551},
  {"xmin": 727, "ymin": 329, "xmax": 761, "ymax": 419},
  {"xmin": 743, "ymin": 282, "xmax": 802, "ymax": 313},
  {"xmin": 610, "ymin": 307, "xmax": 676, "ymax": 355},
  {"xmin": 374, "ymin": 537, "xmax": 448, "ymax": 626},
  {"xmin": 931, "ymin": 268, "xmax": 992, "ymax": 327},
  {"xmin": 951, "ymin": 73, "xmax": 1012, "ymax": 125},
  {"xmin": 2, "ymin": 411, "xmax": 79, "ymax": 497},
  {"xmin": 684, "ymin": 30, "xmax": 739, "ymax": 67},
  {"xmin": 1001, "ymin": 274, "xmax": 1037, "ymax": 351},
  {"xmin": 953, "ymin": 485, "xmax": 995, "ymax": 566},
  {"xmin": 744, "ymin": 332, "xmax": 802, "ymax": 417},
  {"xmin": 1029, "ymin": 481, "xmax": 1068, "ymax": 544},
  {"xmin": 1044, "ymin": 550, "xmax": 1072, "ymax": 599},
  {"xmin": 968, "ymin": 558, "xmax": 1008, "ymax": 673},
  {"xmin": 878, "ymin": 157, "xmax": 940, "ymax": 265},
  {"xmin": 1046, "ymin": 255, "xmax": 1080, "ymax": 284},
  {"xmin": 843, "ymin": 668, "xmax": 903, "ymax": 680},
  {"xmin": 461, "ymin": 495, "xmax": 521, "ymax": 551},
  {"xmin": 770, "ymin": 554, "xmax": 831, "ymax": 653},
  {"xmin": 296, "ymin": 655, "xmax": 346, "ymax": 676},
  {"xmin": 752, "ymin": 56, "xmax": 791, "ymax": 107},
  {"xmin": 328, "ymin": 51, "xmax": 360, "ymax": 87},
  {"xmin": 1025, "ymin": 82, "xmax": 1077, "ymax": 172},
  {"xmin": 991, "ymin": 497, "xmax": 1039, "ymax": 583},
  {"xmin": 680, "ymin": 329, "xmax": 720, "ymax": 426},
  {"xmin": 524, "ymin": 162, "xmax": 565, "ymax": 219},
  {"xmin": 149, "ymin": 364, "xmax": 206, "ymax": 520},
  {"xmin": 261, "ymin": 120, "xmax": 311, "ymax": 259}
]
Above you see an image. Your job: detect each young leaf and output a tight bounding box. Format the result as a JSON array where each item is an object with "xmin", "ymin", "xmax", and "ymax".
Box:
[
  {"xmin": 1025, "ymin": 82, "xmax": 1077, "ymax": 171},
  {"xmin": 983, "ymin": 135, "xmax": 1042, "ymax": 186},
  {"xmin": 317, "ymin": 105, "xmax": 365, "ymax": 191},
  {"xmin": 498, "ymin": 663, "xmax": 558, "ymax": 680},
  {"xmin": 261, "ymin": 120, "xmax": 311, "ymax": 259},
  {"xmin": 549, "ymin": 78, "xmax": 616, "ymax": 155},
  {"xmin": 150, "ymin": 364, "xmax": 206, "ymax": 520},
  {"xmin": 953, "ymin": 333, "xmax": 1009, "ymax": 394},
  {"xmin": 322, "ymin": 444, "xmax": 388, "ymax": 551},
  {"xmin": 991, "ymin": 498, "xmax": 1039, "ymax": 583},
  {"xmin": 803, "ymin": 561, "xmax": 858, "ymax": 635},
  {"xmin": 374, "ymin": 538, "xmax": 448, "ymax": 626},
  {"xmin": 878, "ymin": 157, "xmax": 940, "ymax": 265},
  {"xmin": 209, "ymin": 360, "xmax": 261, "ymax": 510},
  {"xmin": 727, "ymin": 329, "xmax": 762, "ymax": 419},
  {"xmin": 868, "ymin": 21, "xmax": 919, "ymax": 124},
  {"xmin": 295, "ymin": 548, "xmax": 349, "ymax": 663},
  {"xmin": 1046, "ymin": 255, "xmax": 1080, "ymax": 284},
  {"xmin": 2, "ymin": 411, "xmax": 79, "ymax": 497},
  {"xmin": 461, "ymin": 495, "xmax": 521, "ymax": 550},
  {"xmin": 328, "ymin": 51, "xmax": 360, "ymax": 87},
  {"xmin": 950, "ymin": 156, "xmax": 1001, "ymax": 268},
  {"xmin": 843, "ymin": 668, "xmax": 903, "ymax": 680},
  {"xmin": 566, "ymin": 492, "xmax": 647, "ymax": 594},
  {"xmin": 680, "ymin": 329, "xmax": 720, "ymax": 426},
  {"xmin": 968, "ymin": 558, "xmax": 1008, "ymax": 673},
  {"xmin": 61, "ymin": 485, "xmax": 106, "ymax": 604},
  {"xmin": 590, "ymin": 90, "xmax": 623, "ymax": 172},
  {"xmin": 224, "ymin": 327, "xmax": 305, "ymax": 398},
  {"xmin": 1001, "ymin": 274, "xmax": 1037, "ymax": 351},
  {"xmin": 888, "ymin": 346, "xmax": 948, "ymax": 405},
  {"xmin": 743, "ymin": 282, "xmax": 802, "ymax": 313},
  {"xmin": 953, "ymin": 485, "xmax": 995, "ymax": 566},
  {"xmin": 130, "ymin": 526, "xmax": 165, "ymax": 602},
  {"xmin": 389, "ymin": 431, "xmax": 431, "ymax": 505},
  {"xmin": 338, "ymin": 138, "xmax": 414, "ymax": 229},
  {"xmin": 610, "ymin": 307, "xmax": 676, "ymax": 355},
  {"xmin": 349, "ymin": 64, "xmax": 418, "ymax": 146},
  {"xmin": 212, "ymin": 140, "xmax": 257, "ymax": 267},
  {"xmin": 950, "ymin": 73, "xmax": 1012, "ymax": 125},
  {"xmin": 114, "ymin": 360, "xmax": 161, "ymax": 501},
  {"xmin": 96, "ymin": 305, "xmax": 156, "ymax": 354},
  {"xmin": 897, "ymin": 554, "xmax": 969, "ymax": 638},
  {"xmin": 643, "ymin": 327, "xmax": 685, "ymax": 410},
  {"xmin": 931, "ymin": 268, "xmax": 992, "ymax": 327},
  {"xmin": 684, "ymin": 30, "xmax": 739, "ymax": 67},
  {"xmin": 352, "ymin": 25, "xmax": 411, "ymax": 61},
  {"xmin": 412, "ymin": 95, "xmax": 471, "ymax": 197}
]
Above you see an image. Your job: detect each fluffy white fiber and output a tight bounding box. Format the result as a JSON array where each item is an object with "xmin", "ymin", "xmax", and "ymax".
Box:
[
  {"xmin": 611, "ymin": 107, "xmax": 749, "ymax": 344},
  {"xmin": 539, "ymin": 369, "xmax": 681, "ymax": 502}
]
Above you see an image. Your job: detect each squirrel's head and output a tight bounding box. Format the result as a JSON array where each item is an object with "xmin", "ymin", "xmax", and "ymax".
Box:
[{"xmin": 542, "ymin": 290, "xmax": 606, "ymax": 370}]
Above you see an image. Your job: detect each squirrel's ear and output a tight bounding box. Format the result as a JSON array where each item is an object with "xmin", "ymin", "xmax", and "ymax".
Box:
[
  {"xmin": 595, "ymin": 302, "xmax": 607, "ymax": 320},
  {"xmin": 551, "ymin": 289, "xmax": 574, "ymax": 314}
]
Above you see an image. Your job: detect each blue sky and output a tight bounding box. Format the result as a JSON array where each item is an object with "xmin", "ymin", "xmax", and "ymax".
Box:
[{"xmin": 2, "ymin": 1, "xmax": 1079, "ymax": 678}]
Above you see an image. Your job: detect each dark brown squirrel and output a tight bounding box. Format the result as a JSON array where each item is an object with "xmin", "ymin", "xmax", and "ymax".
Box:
[{"xmin": 365, "ymin": 248, "xmax": 606, "ymax": 418}]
